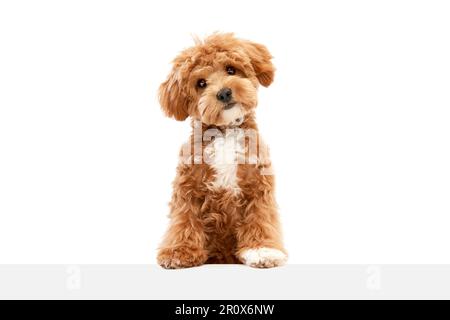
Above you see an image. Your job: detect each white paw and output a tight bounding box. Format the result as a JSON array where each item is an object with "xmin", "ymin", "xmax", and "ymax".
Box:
[{"xmin": 240, "ymin": 247, "xmax": 287, "ymax": 268}]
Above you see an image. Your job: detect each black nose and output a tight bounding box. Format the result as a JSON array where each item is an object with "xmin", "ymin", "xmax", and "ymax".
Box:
[{"xmin": 216, "ymin": 87, "xmax": 232, "ymax": 103}]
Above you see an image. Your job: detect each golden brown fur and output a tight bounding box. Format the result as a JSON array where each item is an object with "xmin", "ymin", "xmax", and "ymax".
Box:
[{"xmin": 157, "ymin": 33, "xmax": 287, "ymax": 268}]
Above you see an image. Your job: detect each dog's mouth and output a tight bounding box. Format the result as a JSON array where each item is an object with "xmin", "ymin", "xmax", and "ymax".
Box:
[
  {"xmin": 199, "ymin": 100, "xmax": 248, "ymax": 127},
  {"xmin": 223, "ymin": 101, "xmax": 237, "ymax": 110},
  {"xmin": 219, "ymin": 103, "xmax": 246, "ymax": 127}
]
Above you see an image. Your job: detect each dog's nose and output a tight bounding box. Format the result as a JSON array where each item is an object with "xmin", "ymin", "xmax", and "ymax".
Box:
[{"xmin": 216, "ymin": 87, "xmax": 232, "ymax": 103}]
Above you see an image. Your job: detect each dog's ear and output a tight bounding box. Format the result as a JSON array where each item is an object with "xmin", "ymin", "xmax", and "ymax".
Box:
[
  {"xmin": 158, "ymin": 67, "xmax": 189, "ymax": 121},
  {"xmin": 242, "ymin": 41, "xmax": 275, "ymax": 87}
]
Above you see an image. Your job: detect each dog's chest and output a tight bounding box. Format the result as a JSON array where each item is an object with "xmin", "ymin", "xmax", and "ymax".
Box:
[{"xmin": 204, "ymin": 129, "xmax": 246, "ymax": 192}]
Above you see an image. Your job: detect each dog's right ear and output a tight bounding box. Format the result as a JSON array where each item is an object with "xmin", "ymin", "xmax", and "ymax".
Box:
[{"xmin": 158, "ymin": 67, "xmax": 189, "ymax": 121}]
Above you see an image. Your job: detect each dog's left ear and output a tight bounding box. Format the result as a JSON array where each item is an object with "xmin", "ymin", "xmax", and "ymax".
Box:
[{"xmin": 242, "ymin": 41, "xmax": 275, "ymax": 87}]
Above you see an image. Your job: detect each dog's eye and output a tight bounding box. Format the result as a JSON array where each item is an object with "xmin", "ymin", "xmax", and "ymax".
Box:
[
  {"xmin": 226, "ymin": 66, "xmax": 236, "ymax": 75},
  {"xmin": 197, "ymin": 79, "xmax": 207, "ymax": 89}
]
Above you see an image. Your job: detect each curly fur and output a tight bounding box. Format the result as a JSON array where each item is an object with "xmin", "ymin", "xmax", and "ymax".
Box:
[{"xmin": 157, "ymin": 33, "xmax": 287, "ymax": 268}]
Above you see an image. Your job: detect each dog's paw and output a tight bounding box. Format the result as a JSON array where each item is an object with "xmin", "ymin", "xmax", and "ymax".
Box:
[
  {"xmin": 157, "ymin": 246, "xmax": 207, "ymax": 269},
  {"xmin": 239, "ymin": 247, "xmax": 287, "ymax": 268}
]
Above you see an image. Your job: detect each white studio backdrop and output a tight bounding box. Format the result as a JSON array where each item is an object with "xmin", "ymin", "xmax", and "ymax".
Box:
[{"xmin": 0, "ymin": 0, "xmax": 449, "ymax": 264}]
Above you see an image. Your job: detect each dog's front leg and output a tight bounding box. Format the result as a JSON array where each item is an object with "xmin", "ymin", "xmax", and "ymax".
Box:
[
  {"xmin": 157, "ymin": 193, "xmax": 208, "ymax": 269},
  {"xmin": 235, "ymin": 193, "xmax": 287, "ymax": 268}
]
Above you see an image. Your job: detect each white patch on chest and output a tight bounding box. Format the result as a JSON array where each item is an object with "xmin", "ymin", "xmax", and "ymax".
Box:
[{"xmin": 204, "ymin": 129, "xmax": 245, "ymax": 192}]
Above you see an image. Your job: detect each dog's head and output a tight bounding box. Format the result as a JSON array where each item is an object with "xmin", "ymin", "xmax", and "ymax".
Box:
[{"xmin": 159, "ymin": 33, "xmax": 275, "ymax": 126}]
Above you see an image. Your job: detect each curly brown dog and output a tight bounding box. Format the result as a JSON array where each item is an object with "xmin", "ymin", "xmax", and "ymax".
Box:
[{"xmin": 157, "ymin": 33, "xmax": 287, "ymax": 268}]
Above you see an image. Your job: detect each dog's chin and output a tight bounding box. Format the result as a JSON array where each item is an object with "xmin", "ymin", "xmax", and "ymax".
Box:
[{"xmin": 212, "ymin": 104, "xmax": 246, "ymax": 127}]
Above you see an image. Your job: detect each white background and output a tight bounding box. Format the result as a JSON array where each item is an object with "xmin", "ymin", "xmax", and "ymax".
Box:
[{"xmin": 0, "ymin": 0, "xmax": 449, "ymax": 264}]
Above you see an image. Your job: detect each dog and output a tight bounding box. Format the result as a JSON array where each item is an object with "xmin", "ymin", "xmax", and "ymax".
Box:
[{"xmin": 157, "ymin": 33, "xmax": 287, "ymax": 268}]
